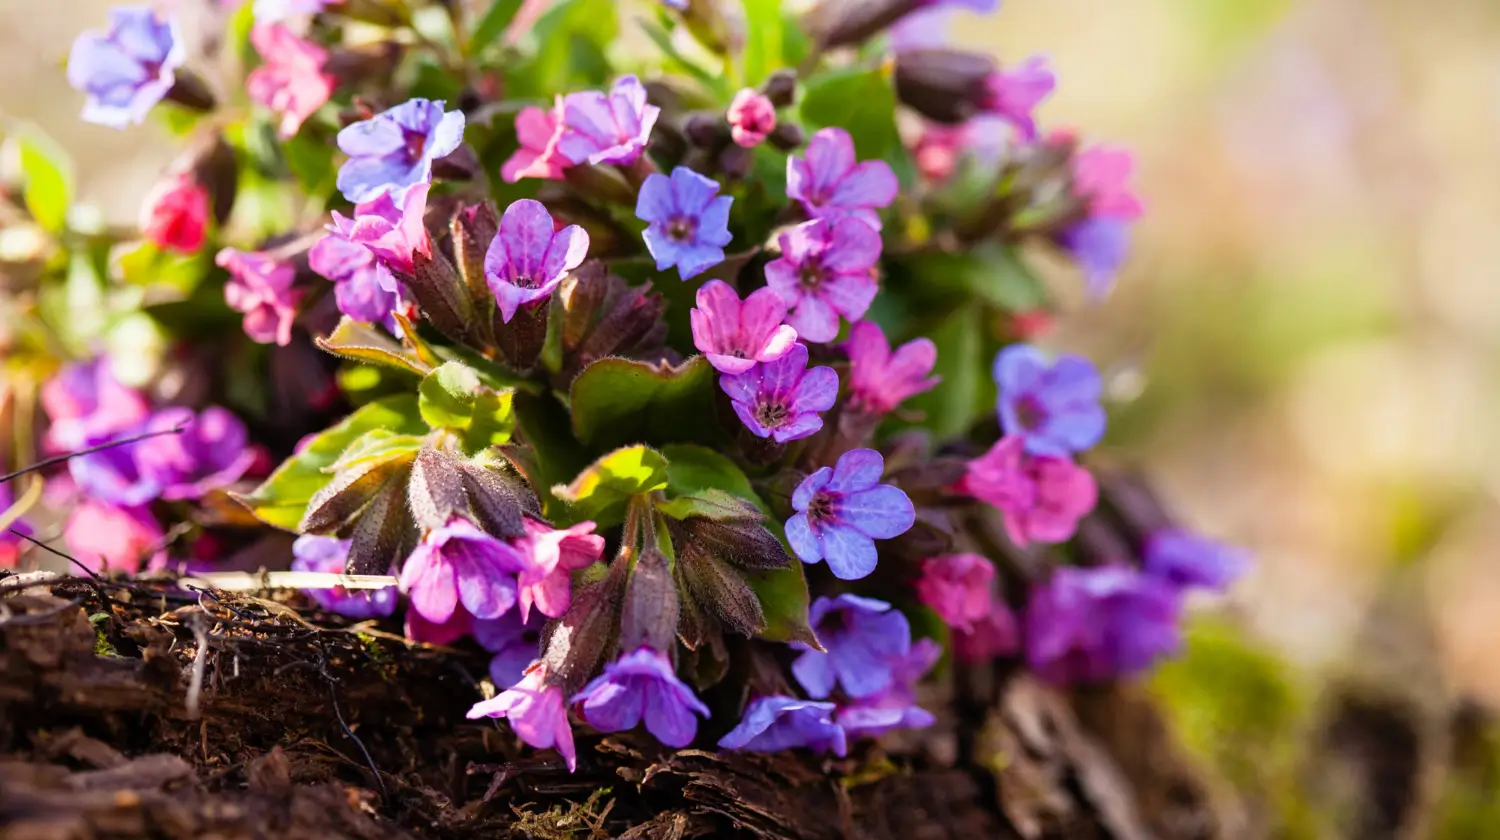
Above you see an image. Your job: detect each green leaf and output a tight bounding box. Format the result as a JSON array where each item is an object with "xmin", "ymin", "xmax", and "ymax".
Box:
[
  {"xmin": 116, "ymin": 240, "xmax": 210, "ymax": 298},
  {"xmin": 235, "ymin": 395, "xmax": 427, "ymax": 530},
  {"xmin": 15, "ymin": 130, "xmax": 73, "ymax": 232},
  {"xmin": 745, "ymin": 556, "xmax": 818, "ymax": 648},
  {"xmin": 901, "ymin": 244, "xmax": 1046, "ymax": 312},
  {"xmin": 660, "ymin": 443, "xmax": 766, "ymax": 514},
  {"xmin": 657, "ymin": 487, "xmax": 761, "ymax": 521},
  {"xmin": 282, "ymin": 130, "xmax": 337, "ymax": 196},
  {"xmin": 552, "ymin": 445, "xmax": 669, "ymax": 528},
  {"xmin": 417, "ymin": 360, "xmax": 515, "ymax": 451},
  {"xmin": 327, "ymin": 429, "xmax": 425, "ymax": 472},
  {"xmin": 512, "ymin": 392, "xmax": 590, "ymax": 519},
  {"xmin": 799, "ymin": 66, "xmax": 901, "ymax": 162},
  {"xmin": 316, "ymin": 317, "xmax": 433, "ymax": 377},
  {"xmin": 569, "ymin": 356, "xmax": 722, "ymax": 451},
  {"xmin": 741, "ymin": 0, "xmax": 784, "ymax": 85},
  {"xmin": 638, "ymin": 18, "xmax": 724, "ymax": 95},
  {"xmin": 517, "ymin": 0, "xmax": 618, "ymax": 96},
  {"xmin": 469, "ymin": 0, "xmax": 524, "ymax": 53},
  {"xmin": 903, "ymin": 305, "xmax": 987, "ymax": 439}
]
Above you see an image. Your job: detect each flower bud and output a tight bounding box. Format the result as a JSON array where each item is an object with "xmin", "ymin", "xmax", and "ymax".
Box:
[
  {"xmin": 621, "ymin": 543, "xmax": 680, "ymax": 653},
  {"xmin": 407, "ymin": 446, "xmax": 470, "ymax": 531},
  {"xmin": 539, "ymin": 554, "xmax": 629, "ymax": 694},
  {"xmin": 767, "ymin": 122, "xmax": 805, "ymax": 152},
  {"xmin": 347, "ymin": 478, "xmax": 420, "ymax": 575},
  {"xmin": 761, "ymin": 69, "xmax": 798, "ymax": 108},
  {"xmin": 894, "ymin": 49, "xmax": 995, "ymax": 125},
  {"xmin": 805, "ymin": 0, "xmax": 923, "ymax": 49},
  {"xmin": 300, "ymin": 445, "xmax": 416, "ymax": 535},
  {"xmin": 549, "ymin": 261, "xmax": 668, "ymax": 387},
  {"xmin": 430, "ymin": 143, "xmax": 481, "ymax": 182},
  {"xmin": 164, "ymin": 68, "xmax": 216, "ymax": 113},
  {"xmin": 457, "ymin": 458, "xmax": 538, "ymax": 541},
  {"xmin": 684, "ymin": 112, "xmax": 730, "ymax": 150},
  {"xmin": 671, "ymin": 528, "xmax": 769, "ymax": 644},
  {"xmin": 139, "ymin": 172, "xmax": 209, "ymax": 254},
  {"xmin": 494, "ymin": 297, "xmax": 549, "ymax": 373},
  {"xmin": 410, "ymin": 248, "xmax": 484, "ymax": 349},
  {"xmin": 727, "ymin": 89, "xmax": 777, "ymax": 148},
  {"xmin": 450, "ymin": 202, "xmax": 500, "ymax": 318}
]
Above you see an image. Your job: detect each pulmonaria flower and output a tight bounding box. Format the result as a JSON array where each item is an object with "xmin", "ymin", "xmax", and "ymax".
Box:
[
  {"xmin": 718, "ymin": 343, "xmax": 838, "ymax": 443},
  {"xmin": 727, "ymin": 89, "xmax": 776, "ymax": 148},
  {"xmin": 916, "ymin": 553, "xmax": 995, "ymax": 632},
  {"xmin": 69, "ymin": 432, "xmax": 160, "ymax": 506},
  {"xmin": 982, "ymin": 56, "xmax": 1054, "ymax": 140},
  {"xmin": 66, "ymin": 6, "xmax": 184, "ymax": 128},
  {"xmin": 718, "ymin": 696, "xmax": 847, "ymax": 757},
  {"xmin": 764, "ymin": 218, "xmax": 882, "ymax": 343},
  {"xmin": 911, "ymin": 122, "xmax": 970, "ymax": 182},
  {"xmin": 344, "ymin": 182, "xmax": 432, "ymax": 278},
  {"xmin": 139, "ymin": 172, "xmax": 208, "ymax": 254},
  {"xmin": 134, "ymin": 407, "xmax": 255, "ymax": 500},
  {"xmin": 216, "ymin": 248, "xmax": 302, "ymax": 347},
  {"xmin": 335, "ymin": 98, "xmax": 465, "ymax": 204},
  {"xmin": 785, "ymin": 448, "xmax": 915, "ymax": 580},
  {"xmin": 252, "ymin": 0, "xmax": 339, "ymax": 22},
  {"xmin": 291, "ymin": 535, "xmax": 398, "ymax": 619},
  {"xmin": 1026, "ymin": 565, "xmax": 1182, "ymax": 684},
  {"xmin": 484, "ymin": 199, "xmax": 589, "ymax": 323},
  {"xmin": 309, "ymin": 218, "xmax": 404, "ymax": 331},
  {"xmin": 792, "ymin": 594, "xmax": 912, "ymax": 700},
  {"xmin": 689, "ymin": 280, "xmax": 798, "ymax": 374},
  {"xmin": 572, "ymin": 647, "xmax": 711, "ymax": 748},
  {"xmin": 846, "ymin": 321, "xmax": 939, "ymax": 414},
  {"xmin": 960, "ymin": 436, "xmax": 1097, "ymax": 547},
  {"xmin": 467, "ymin": 663, "xmax": 577, "ymax": 771},
  {"xmin": 63, "ymin": 500, "xmax": 164, "ymax": 573},
  {"xmin": 557, "ymin": 75, "xmax": 660, "ymax": 166},
  {"xmin": 836, "ymin": 638, "xmax": 940, "ymax": 738},
  {"xmin": 787, "ymin": 127, "xmax": 898, "ymax": 230},
  {"xmin": 636, "ymin": 167, "xmax": 734, "ymax": 281},
  {"xmin": 1143, "ymin": 529, "xmax": 1250, "ymax": 593},
  {"xmin": 247, "ymin": 24, "xmax": 334, "ymax": 139},
  {"xmin": 40, "ymin": 358, "xmax": 150, "ymax": 452},
  {"xmin": 502, "ymin": 100, "xmax": 568, "ymax": 183},
  {"xmin": 1072, "ymin": 146, "xmax": 1144, "ymax": 221},
  {"xmin": 952, "ymin": 598, "xmax": 1020, "ymax": 663},
  {"xmin": 400, "ymin": 515, "xmax": 526, "ymax": 626},
  {"xmin": 512, "ymin": 517, "xmax": 605, "ymax": 621},
  {"xmin": 1057, "ymin": 217, "xmax": 1131, "ymax": 298},
  {"xmin": 994, "ymin": 344, "xmax": 1106, "ymax": 457},
  {"xmin": 473, "ymin": 609, "xmax": 544, "ymax": 688}
]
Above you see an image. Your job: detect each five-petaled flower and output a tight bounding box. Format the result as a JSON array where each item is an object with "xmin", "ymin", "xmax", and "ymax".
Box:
[
  {"xmin": 139, "ymin": 172, "xmax": 208, "ymax": 254},
  {"xmin": 718, "ymin": 343, "xmax": 839, "ymax": 443},
  {"xmin": 483, "ymin": 199, "xmax": 590, "ymax": 323},
  {"xmin": 336, "ymin": 98, "xmax": 465, "ymax": 204},
  {"xmin": 467, "ymin": 663, "xmax": 577, "ymax": 771},
  {"xmin": 636, "ymin": 167, "xmax": 734, "ymax": 281},
  {"xmin": 291, "ymin": 535, "xmax": 398, "ymax": 619},
  {"xmin": 835, "ymin": 637, "xmax": 940, "ymax": 738},
  {"xmin": 502, "ymin": 100, "xmax": 568, "ymax": 182},
  {"xmin": 786, "ymin": 127, "xmax": 898, "ymax": 230},
  {"xmin": 764, "ymin": 217, "xmax": 882, "ymax": 343},
  {"xmin": 916, "ymin": 553, "xmax": 995, "ymax": 633},
  {"xmin": 309, "ymin": 213, "xmax": 406, "ymax": 331},
  {"xmin": 718, "ymin": 696, "xmax": 847, "ymax": 756},
  {"xmin": 67, "ymin": 6, "xmax": 184, "ymax": 128},
  {"xmin": 785, "ymin": 448, "xmax": 915, "ymax": 580},
  {"xmin": 1026, "ymin": 565, "xmax": 1181, "ymax": 684},
  {"xmin": 845, "ymin": 321, "xmax": 939, "ymax": 414},
  {"xmin": 792, "ymin": 594, "xmax": 912, "ymax": 700},
  {"xmin": 558, "ymin": 75, "xmax": 660, "ymax": 166},
  {"xmin": 512, "ymin": 517, "xmax": 605, "ymax": 621},
  {"xmin": 689, "ymin": 280, "xmax": 798, "ymax": 374},
  {"xmin": 727, "ymin": 88, "xmax": 776, "ymax": 148},
  {"xmin": 342, "ymin": 181, "xmax": 432, "ymax": 278},
  {"xmin": 993, "ymin": 344, "xmax": 1106, "ymax": 457},
  {"xmin": 135, "ymin": 406, "xmax": 255, "ymax": 501},
  {"xmin": 959, "ymin": 435, "xmax": 1097, "ymax": 547},
  {"xmin": 572, "ymin": 647, "xmax": 711, "ymax": 748},
  {"xmin": 400, "ymin": 515, "xmax": 526, "ymax": 626},
  {"xmin": 216, "ymin": 248, "xmax": 303, "ymax": 347},
  {"xmin": 247, "ymin": 24, "xmax": 334, "ymax": 139}
]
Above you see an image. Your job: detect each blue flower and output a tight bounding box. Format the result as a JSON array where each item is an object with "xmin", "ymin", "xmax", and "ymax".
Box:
[
  {"xmin": 636, "ymin": 167, "xmax": 734, "ymax": 281},
  {"xmin": 291, "ymin": 535, "xmax": 398, "ymax": 620},
  {"xmin": 571, "ymin": 647, "xmax": 710, "ymax": 748},
  {"xmin": 993, "ymin": 344, "xmax": 1106, "ymax": 457},
  {"xmin": 1056, "ymin": 217, "xmax": 1131, "ymax": 298},
  {"xmin": 472, "ymin": 609, "xmax": 545, "ymax": 689},
  {"xmin": 67, "ymin": 6, "xmax": 184, "ymax": 128},
  {"xmin": 335, "ymin": 98, "xmax": 465, "ymax": 204},
  {"xmin": 784, "ymin": 448, "xmax": 915, "ymax": 580},
  {"xmin": 1143, "ymin": 529, "xmax": 1250, "ymax": 593},
  {"xmin": 717, "ymin": 696, "xmax": 847, "ymax": 756},
  {"xmin": 792, "ymin": 594, "xmax": 912, "ymax": 700}
]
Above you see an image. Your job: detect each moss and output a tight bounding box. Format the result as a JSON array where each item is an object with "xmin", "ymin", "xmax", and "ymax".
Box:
[
  {"xmin": 89, "ymin": 613, "xmax": 119, "ymax": 657},
  {"xmin": 506, "ymin": 788, "xmax": 616, "ymax": 839}
]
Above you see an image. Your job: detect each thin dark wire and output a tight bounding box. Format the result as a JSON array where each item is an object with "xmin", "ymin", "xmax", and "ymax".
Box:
[
  {"xmin": 9, "ymin": 528, "xmax": 102, "ymax": 582},
  {"xmin": 327, "ymin": 679, "xmax": 388, "ymax": 802},
  {"xmin": 0, "ymin": 424, "xmax": 187, "ymax": 485}
]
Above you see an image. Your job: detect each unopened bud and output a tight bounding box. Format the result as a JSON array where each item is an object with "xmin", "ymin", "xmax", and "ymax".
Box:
[
  {"xmin": 805, "ymin": 0, "xmax": 923, "ymax": 49},
  {"xmin": 457, "ymin": 458, "xmax": 538, "ymax": 541},
  {"xmin": 621, "ymin": 544, "xmax": 680, "ymax": 653},
  {"xmin": 450, "ymin": 202, "xmax": 500, "ymax": 319},
  {"xmin": 894, "ymin": 49, "xmax": 996, "ymax": 125},
  {"xmin": 165, "ymin": 68, "xmax": 216, "ymax": 113},
  {"xmin": 407, "ymin": 446, "xmax": 470, "ymax": 531},
  {"xmin": 767, "ymin": 122, "xmax": 805, "ymax": 152},
  {"xmin": 550, "ymin": 261, "xmax": 668, "ymax": 386},
  {"xmin": 346, "ymin": 479, "xmax": 419, "ymax": 575},
  {"xmin": 761, "ymin": 69, "xmax": 798, "ymax": 108},
  {"xmin": 300, "ymin": 446, "xmax": 416, "ymax": 534},
  {"xmin": 684, "ymin": 112, "xmax": 730, "ymax": 150},
  {"xmin": 409, "ymin": 248, "xmax": 485, "ymax": 349},
  {"xmin": 431, "ymin": 143, "xmax": 480, "ymax": 182},
  {"xmin": 494, "ymin": 297, "xmax": 549, "ymax": 372},
  {"xmin": 539, "ymin": 555, "xmax": 629, "ymax": 694}
]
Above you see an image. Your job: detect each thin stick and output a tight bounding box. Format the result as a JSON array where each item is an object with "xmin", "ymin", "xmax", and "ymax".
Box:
[
  {"xmin": 180, "ymin": 571, "xmax": 399, "ymax": 592},
  {"xmin": 0, "ymin": 424, "xmax": 187, "ymax": 485},
  {"xmin": 185, "ymin": 614, "xmax": 211, "ymax": 720},
  {"xmin": 9, "ymin": 528, "xmax": 102, "ymax": 581}
]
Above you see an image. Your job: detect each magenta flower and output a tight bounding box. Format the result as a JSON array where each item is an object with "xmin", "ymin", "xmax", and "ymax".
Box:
[
  {"xmin": 785, "ymin": 448, "xmax": 915, "ymax": 581},
  {"xmin": 133, "ymin": 407, "xmax": 254, "ymax": 501},
  {"xmin": 636, "ymin": 167, "xmax": 734, "ymax": 281},
  {"xmin": 139, "ymin": 172, "xmax": 209, "ymax": 254},
  {"xmin": 764, "ymin": 217, "xmax": 882, "ymax": 343},
  {"xmin": 336, "ymin": 98, "xmax": 465, "ymax": 203},
  {"xmin": 572, "ymin": 647, "xmax": 711, "ymax": 748},
  {"xmin": 786, "ymin": 127, "xmax": 898, "ymax": 230},
  {"xmin": 404, "ymin": 607, "xmax": 472, "ymax": 647},
  {"xmin": 1072, "ymin": 146, "xmax": 1144, "ymax": 221},
  {"xmin": 1143, "ymin": 529, "xmax": 1250, "ymax": 593},
  {"xmin": 467, "ymin": 662, "xmax": 577, "ymax": 771},
  {"xmin": 247, "ymin": 24, "xmax": 334, "ymax": 139},
  {"xmin": 473, "ymin": 609, "xmax": 544, "ymax": 688},
  {"xmin": 69, "ymin": 427, "xmax": 162, "ymax": 506},
  {"xmin": 994, "ymin": 344, "xmax": 1105, "ymax": 457},
  {"xmin": 502, "ymin": 100, "xmax": 568, "ymax": 183},
  {"xmin": 40, "ymin": 358, "xmax": 150, "ymax": 453},
  {"xmin": 309, "ymin": 215, "xmax": 404, "ymax": 330},
  {"xmin": 63, "ymin": 499, "xmax": 164, "ymax": 574},
  {"xmin": 291, "ymin": 535, "xmax": 398, "ymax": 619},
  {"xmin": 67, "ymin": 6, "xmax": 184, "ymax": 128},
  {"xmin": 982, "ymin": 56, "xmax": 1054, "ymax": 141},
  {"xmin": 0, "ymin": 483, "xmax": 32, "ymax": 569},
  {"xmin": 846, "ymin": 321, "xmax": 939, "ymax": 414},
  {"xmin": 718, "ymin": 343, "xmax": 838, "ymax": 443},
  {"xmin": 952, "ymin": 598, "xmax": 1020, "ymax": 663},
  {"xmin": 727, "ymin": 88, "xmax": 776, "ymax": 148},
  {"xmin": 483, "ymin": 199, "xmax": 590, "ymax": 323},
  {"xmin": 252, "ymin": 0, "xmax": 338, "ymax": 21},
  {"xmin": 400, "ymin": 515, "xmax": 526, "ymax": 625},
  {"xmin": 835, "ymin": 637, "xmax": 940, "ymax": 738},
  {"xmin": 216, "ymin": 248, "xmax": 302, "ymax": 347},
  {"xmin": 792, "ymin": 594, "xmax": 911, "ymax": 700},
  {"xmin": 689, "ymin": 280, "xmax": 797, "ymax": 374},
  {"xmin": 959, "ymin": 436, "xmax": 1097, "ymax": 547},
  {"xmin": 346, "ymin": 182, "xmax": 432, "ymax": 278},
  {"xmin": 717, "ymin": 696, "xmax": 847, "ymax": 756},
  {"xmin": 1026, "ymin": 565, "xmax": 1182, "ymax": 684},
  {"xmin": 916, "ymin": 553, "xmax": 995, "ymax": 633},
  {"xmin": 512, "ymin": 517, "xmax": 605, "ymax": 621},
  {"xmin": 557, "ymin": 75, "xmax": 660, "ymax": 166}
]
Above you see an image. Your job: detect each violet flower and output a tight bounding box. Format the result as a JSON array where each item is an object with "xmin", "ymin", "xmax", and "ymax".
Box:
[
  {"xmin": 67, "ymin": 6, "xmax": 184, "ymax": 128},
  {"xmin": 982, "ymin": 56, "xmax": 1054, "ymax": 141},
  {"xmin": 718, "ymin": 343, "xmax": 839, "ymax": 443},
  {"xmin": 502, "ymin": 100, "xmax": 568, "ymax": 183},
  {"xmin": 40, "ymin": 358, "xmax": 150, "ymax": 453},
  {"xmin": 994, "ymin": 344, "xmax": 1106, "ymax": 457},
  {"xmin": 916, "ymin": 553, "xmax": 995, "ymax": 633},
  {"xmin": 1143, "ymin": 529, "xmax": 1250, "ymax": 593},
  {"xmin": 785, "ymin": 448, "xmax": 915, "ymax": 581},
  {"xmin": 1026, "ymin": 565, "xmax": 1182, "ymax": 684},
  {"xmin": 473, "ymin": 609, "xmax": 544, "ymax": 688},
  {"xmin": 512, "ymin": 517, "xmax": 605, "ymax": 621},
  {"xmin": 0, "ymin": 483, "xmax": 32, "ymax": 569},
  {"xmin": 952, "ymin": 598, "xmax": 1020, "ymax": 663},
  {"xmin": 63, "ymin": 499, "xmax": 164, "ymax": 574},
  {"xmin": 845, "ymin": 321, "xmax": 939, "ymax": 414},
  {"xmin": 689, "ymin": 279, "xmax": 798, "ymax": 374},
  {"xmin": 216, "ymin": 248, "xmax": 303, "ymax": 347},
  {"xmin": 291, "ymin": 534, "xmax": 398, "ymax": 619},
  {"xmin": 792, "ymin": 594, "xmax": 912, "ymax": 700},
  {"xmin": 467, "ymin": 663, "xmax": 577, "ymax": 772},
  {"xmin": 69, "ymin": 430, "xmax": 160, "ymax": 507},
  {"xmin": 836, "ymin": 637, "xmax": 940, "ymax": 738},
  {"xmin": 636, "ymin": 167, "xmax": 734, "ymax": 281},
  {"xmin": 557, "ymin": 75, "xmax": 660, "ymax": 166},
  {"xmin": 717, "ymin": 696, "xmax": 847, "ymax": 757},
  {"xmin": 1072, "ymin": 146, "xmax": 1144, "ymax": 221},
  {"xmin": 727, "ymin": 88, "xmax": 776, "ymax": 148},
  {"xmin": 786, "ymin": 127, "xmax": 898, "ymax": 230},
  {"xmin": 572, "ymin": 647, "xmax": 711, "ymax": 748},
  {"xmin": 959, "ymin": 435, "xmax": 1097, "ymax": 547},
  {"xmin": 399, "ymin": 515, "xmax": 526, "ymax": 625},
  {"xmin": 1056, "ymin": 216, "xmax": 1131, "ymax": 298},
  {"xmin": 346, "ymin": 182, "xmax": 432, "ymax": 278},
  {"xmin": 764, "ymin": 217, "xmax": 882, "ymax": 343},
  {"xmin": 135, "ymin": 406, "xmax": 255, "ymax": 501},
  {"xmin": 309, "ymin": 218, "xmax": 404, "ymax": 331},
  {"xmin": 483, "ymin": 199, "xmax": 590, "ymax": 323},
  {"xmin": 247, "ymin": 23, "xmax": 334, "ymax": 139},
  {"xmin": 335, "ymin": 98, "xmax": 465, "ymax": 203}
]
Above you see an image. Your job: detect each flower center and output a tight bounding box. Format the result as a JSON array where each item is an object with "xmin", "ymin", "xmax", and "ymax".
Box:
[
  {"xmin": 666, "ymin": 216, "xmax": 697, "ymax": 243},
  {"xmin": 798, "ymin": 260, "xmax": 826, "ymax": 290},
  {"xmin": 754, "ymin": 397, "xmax": 790, "ymax": 429},
  {"xmin": 513, "ymin": 273, "xmax": 537, "ymax": 289},
  {"xmin": 806, "ymin": 491, "xmax": 836, "ymax": 526},
  {"xmin": 1014, "ymin": 395, "xmax": 1046, "ymax": 431},
  {"xmin": 402, "ymin": 129, "xmax": 428, "ymax": 164}
]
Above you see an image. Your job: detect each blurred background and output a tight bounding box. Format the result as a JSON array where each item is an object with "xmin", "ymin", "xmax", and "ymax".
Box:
[{"xmin": 4, "ymin": 0, "xmax": 1499, "ymax": 833}]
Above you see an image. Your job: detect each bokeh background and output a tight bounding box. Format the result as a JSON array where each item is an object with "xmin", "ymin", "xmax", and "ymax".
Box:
[{"xmin": 4, "ymin": 0, "xmax": 1499, "ymax": 833}]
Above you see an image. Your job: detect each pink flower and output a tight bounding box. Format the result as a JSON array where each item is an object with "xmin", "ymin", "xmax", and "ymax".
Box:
[
  {"xmin": 952, "ymin": 599, "xmax": 1020, "ymax": 663},
  {"xmin": 557, "ymin": 75, "xmax": 659, "ymax": 167},
  {"xmin": 247, "ymin": 23, "xmax": 334, "ymax": 139},
  {"xmin": 787, "ymin": 127, "xmax": 898, "ymax": 230},
  {"xmin": 689, "ymin": 279, "xmax": 798, "ymax": 374},
  {"xmin": 400, "ymin": 515, "xmax": 525, "ymax": 625},
  {"xmin": 139, "ymin": 172, "xmax": 208, "ymax": 253},
  {"xmin": 514, "ymin": 518, "xmax": 605, "ymax": 621},
  {"xmin": 764, "ymin": 217, "xmax": 882, "ymax": 343},
  {"xmin": 63, "ymin": 500, "xmax": 165, "ymax": 574},
  {"xmin": 348, "ymin": 182, "xmax": 432, "ymax": 278},
  {"xmin": 726, "ymin": 88, "xmax": 776, "ymax": 148},
  {"xmin": 502, "ymin": 100, "xmax": 569, "ymax": 182},
  {"xmin": 912, "ymin": 123, "xmax": 969, "ymax": 183},
  {"xmin": 982, "ymin": 56, "xmax": 1054, "ymax": 141},
  {"xmin": 916, "ymin": 553, "xmax": 994, "ymax": 632},
  {"xmin": 216, "ymin": 248, "xmax": 302, "ymax": 346},
  {"xmin": 959, "ymin": 435, "xmax": 1097, "ymax": 547},
  {"xmin": 846, "ymin": 321, "xmax": 939, "ymax": 414},
  {"xmin": 40, "ymin": 358, "xmax": 150, "ymax": 452},
  {"xmin": 1071, "ymin": 145, "xmax": 1143, "ymax": 221},
  {"xmin": 467, "ymin": 662, "xmax": 577, "ymax": 771}
]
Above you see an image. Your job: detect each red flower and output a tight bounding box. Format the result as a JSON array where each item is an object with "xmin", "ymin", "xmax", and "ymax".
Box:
[{"xmin": 139, "ymin": 172, "xmax": 208, "ymax": 253}]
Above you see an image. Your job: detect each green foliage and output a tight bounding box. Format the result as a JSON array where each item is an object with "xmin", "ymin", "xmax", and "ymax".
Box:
[
  {"xmin": 799, "ymin": 66, "xmax": 904, "ymax": 176},
  {"xmin": 417, "ymin": 360, "xmax": 515, "ymax": 452},
  {"xmin": 552, "ymin": 444, "xmax": 669, "ymax": 528},
  {"xmin": 901, "ymin": 304, "xmax": 988, "ymax": 439},
  {"xmin": 15, "ymin": 130, "xmax": 73, "ymax": 233},
  {"xmin": 568, "ymin": 356, "xmax": 722, "ymax": 452},
  {"xmin": 740, "ymin": 0, "xmax": 784, "ymax": 86},
  {"xmin": 469, "ymin": 0, "xmax": 524, "ymax": 56},
  {"xmin": 660, "ymin": 443, "xmax": 766, "ymax": 513},
  {"xmin": 511, "ymin": 0, "xmax": 619, "ymax": 98},
  {"xmin": 744, "ymin": 551, "xmax": 817, "ymax": 648},
  {"xmin": 115, "ymin": 241, "xmax": 210, "ymax": 299},
  {"xmin": 316, "ymin": 317, "xmax": 434, "ymax": 377}
]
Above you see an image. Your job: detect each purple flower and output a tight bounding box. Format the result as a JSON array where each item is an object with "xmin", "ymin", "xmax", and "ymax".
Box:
[
  {"xmin": 572, "ymin": 647, "xmax": 711, "ymax": 748},
  {"xmin": 512, "ymin": 517, "xmax": 605, "ymax": 621},
  {"xmin": 635, "ymin": 167, "xmax": 733, "ymax": 281},
  {"xmin": 836, "ymin": 638, "xmax": 940, "ymax": 738},
  {"xmin": 952, "ymin": 599, "xmax": 1020, "ymax": 663},
  {"xmin": 399, "ymin": 515, "xmax": 526, "ymax": 625},
  {"xmin": 133, "ymin": 407, "xmax": 254, "ymax": 501},
  {"xmin": 335, "ymin": 98, "xmax": 465, "ymax": 204},
  {"xmin": 994, "ymin": 344, "xmax": 1106, "ymax": 457},
  {"xmin": 718, "ymin": 343, "xmax": 838, "ymax": 443},
  {"xmin": 689, "ymin": 280, "xmax": 798, "ymax": 374},
  {"xmin": 1143, "ymin": 529, "xmax": 1250, "ymax": 593},
  {"xmin": 473, "ymin": 609, "xmax": 545, "ymax": 688},
  {"xmin": 69, "ymin": 430, "xmax": 160, "ymax": 506},
  {"xmin": 786, "ymin": 127, "xmax": 898, "ymax": 230},
  {"xmin": 1056, "ymin": 217, "xmax": 1131, "ymax": 298},
  {"xmin": 309, "ymin": 220, "xmax": 404, "ymax": 331},
  {"xmin": 982, "ymin": 56, "xmax": 1054, "ymax": 141},
  {"xmin": 216, "ymin": 248, "xmax": 303, "ymax": 347},
  {"xmin": 0, "ymin": 482, "xmax": 32, "ymax": 569},
  {"xmin": 40, "ymin": 358, "xmax": 150, "ymax": 453},
  {"xmin": 785, "ymin": 448, "xmax": 915, "ymax": 581},
  {"xmin": 1026, "ymin": 565, "xmax": 1182, "ymax": 684},
  {"xmin": 67, "ymin": 6, "xmax": 184, "ymax": 128},
  {"xmin": 346, "ymin": 181, "xmax": 433, "ymax": 279},
  {"xmin": 291, "ymin": 534, "xmax": 398, "ymax": 619},
  {"xmin": 764, "ymin": 218, "xmax": 881, "ymax": 343},
  {"xmin": 557, "ymin": 75, "xmax": 660, "ymax": 166},
  {"xmin": 483, "ymin": 199, "xmax": 590, "ymax": 323},
  {"xmin": 252, "ymin": 0, "xmax": 332, "ymax": 22},
  {"xmin": 467, "ymin": 663, "xmax": 577, "ymax": 772},
  {"xmin": 792, "ymin": 594, "xmax": 912, "ymax": 700},
  {"xmin": 717, "ymin": 696, "xmax": 847, "ymax": 756},
  {"xmin": 845, "ymin": 321, "xmax": 938, "ymax": 413}
]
